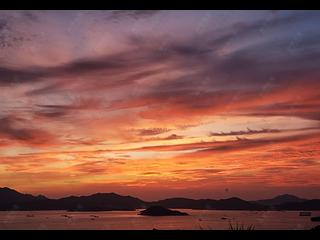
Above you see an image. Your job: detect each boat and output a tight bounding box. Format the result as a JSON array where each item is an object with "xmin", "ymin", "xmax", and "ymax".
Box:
[
  {"xmin": 311, "ymin": 216, "xmax": 320, "ymax": 222},
  {"xmin": 299, "ymin": 211, "xmax": 311, "ymax": 216}
]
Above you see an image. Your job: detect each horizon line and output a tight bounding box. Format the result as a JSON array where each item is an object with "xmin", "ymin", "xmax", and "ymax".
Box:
[{"xmin": 1, "ymin": 186, "xmax": 314, "ymax": 202}]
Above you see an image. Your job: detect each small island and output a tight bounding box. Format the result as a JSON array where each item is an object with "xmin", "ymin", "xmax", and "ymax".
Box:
[{"xmin": 138, "ymin": 206, "xmax": 189, "ymax": 216}]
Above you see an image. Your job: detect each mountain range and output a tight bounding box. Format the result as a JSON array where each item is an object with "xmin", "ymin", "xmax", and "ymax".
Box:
[{"xmin": 0, "ymin": 187, "xmax": 319, "ymax": 211}]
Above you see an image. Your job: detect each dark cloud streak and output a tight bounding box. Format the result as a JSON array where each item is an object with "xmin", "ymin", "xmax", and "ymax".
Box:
[{"xmin": 0, "ymin": 116, "xmax": 56, "ymax": 145}]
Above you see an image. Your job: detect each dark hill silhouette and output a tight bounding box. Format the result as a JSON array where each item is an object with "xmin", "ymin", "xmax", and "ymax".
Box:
[
  {"xmin": 60, "ymin": 192, "xmax": 146, "ymax": 211},
  {"xmin": 216, "ymin": 197, "xmax": 266, "ymax": 210},
  {"xmin": 0, "ymin": 187, "xmax": 49, "ymax": 210},
  {"xmin": 139, "ymin": 206, "xmax": 188, "ymax": 216},
  {"xmin": 0, "ymin": 187, "xmax": 319, "ymax": 211},
  {"xmin": 255, "ymin": 194, "xmax": 307, "ymax": 206},
  {"xmin": 0, "ymin": 187, "xmax": 47, "ymax": 202},
  {"xmin": 150, "ymin": 197, "xmax": 267, "ymax": 210},
  {"xmin": 275, "ymin": 199, "xmax": 320, "ymax": 210},
  {"xmin": 0, "ymin": 188, "xmax": 144, "ymax": 211},
  {"xmin": 148, "ymin": 198, "xmax": 200, "ymax": 209}
]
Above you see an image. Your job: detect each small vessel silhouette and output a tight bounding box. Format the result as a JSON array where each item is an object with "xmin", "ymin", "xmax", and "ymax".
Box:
[{"xmin": 299, "ymin": 211, "xmax": 311, "ymax": 216}]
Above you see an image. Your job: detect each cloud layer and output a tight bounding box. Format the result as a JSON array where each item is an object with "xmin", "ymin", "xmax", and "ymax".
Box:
[{"xmin": 1, "ymin": 10, "xmax": 320, "ymax": 200}]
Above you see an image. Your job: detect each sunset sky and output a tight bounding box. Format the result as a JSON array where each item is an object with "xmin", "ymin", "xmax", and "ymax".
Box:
[{"xmin": 1, "ymin": 10, "xmax": 320, "ymax": 201}]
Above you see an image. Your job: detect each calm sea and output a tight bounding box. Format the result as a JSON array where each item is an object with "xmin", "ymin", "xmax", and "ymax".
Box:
[{"xmin": 0, "ymin": 209, "xmax": 319, "ymax": 230}]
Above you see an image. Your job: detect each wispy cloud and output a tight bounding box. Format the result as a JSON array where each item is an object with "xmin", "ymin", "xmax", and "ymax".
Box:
[
  {"xmin": 136, "ymin": 128, "xmax": 171, "ymax": 136},
  {"xmin": 1, "ymin": 10, "xmax": 320, "ymax": 199},
  {"xmin": 0, "ymin": 116, "xmax": 57, "ymax": 146}
]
